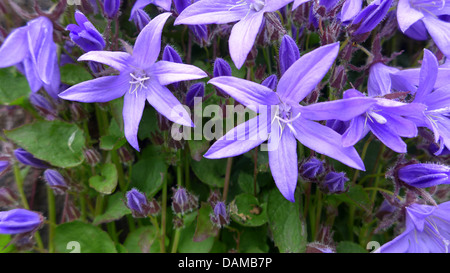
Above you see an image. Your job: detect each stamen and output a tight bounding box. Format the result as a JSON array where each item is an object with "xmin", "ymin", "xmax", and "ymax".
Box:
[{"xmin": 128, "ymin": 72, "xmax": 150, "ymax": 97}]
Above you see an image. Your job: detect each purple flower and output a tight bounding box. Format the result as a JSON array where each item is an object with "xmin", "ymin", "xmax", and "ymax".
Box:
[
  {"xmin": 398, "ymin": 163, "xmax": 450, "ymax": 188},
  {"xmin": 0, "ymin": 160, "xmax": 10, "ymax": 175},
  {"xmin": 162, "ymin": 45, "xmax": 183, "ymax": 64},
  {"xmin": 173, "ymin": 0, "xmax": 209, "ymax": 45},
  {"xmin": 397, "ymin": 0, "xmax": 450, "ymax": 56},
  {"xmin": 66, "ymin": 10, "xmax": 106, "ymax": 52},
  {"xmin": 0, "ymin": 16, "xmax": 60, "ymax": 99},
  {"xmin": 103, "ymin": 0, "xmax": 121, "ymax": 19},
  {"xmin": 300, "ymin": 157, "xmax": 325, "ymax": 179},
  {"xmin": 376, "ymin": 201, "xmax": 450, "ymax": 253},
  {"xmin": 43, "ymin": 169, "xmax": 69, "ymax": 195},
  {"xmin": 210, "ymin": 201, "xmax": 230, "ymax": 227},
  {"xmin": 14, "ymin": 148, "xmax": 48, "ymax": 169},
  {"xmin": 0, "ymin": 209, "xmax": 43, "ymax": 235},
  {"xmin": 172, "ymin": 187, "xmax": 198, "ymax": 214},
  {"xmin": 126, "ymin": 188, "xmax": 155, "ymax": 218},
  {"xmin": 185, "ymin": 82, "xmax": 205, "ymax": 108},
  {"xmin": 261, "ymin": 74, "xmax": 278, "ymax": 90},
  {"xmin": 205, "ymin": 43, "xmax": 370, "ymax": 202},
  {"xmin": 131, "ymin": 8, "xmax": 151, "ymax": 32},
  {"xmin": 130, "ymin": 0, "xmax": 172, "ymax": 21},
  {"xmin": 323, "ymin": 171, "xmax": 348, "ymax": 193},
  {"xmin": 279, "ymin": 34, "xmax": 300, "ymax": 76},
  {"xmin": 174, "ymin": 0, "xmax": 296, "ymax": 69},
  {"xmin": 59, "ymin": 13, "xmax": 207, "ymax": 151},
  {"xmin": 340, "ymin": 0, "xmax": 362, "ymax": 22},
  {"xmin": 214, "ymin": 58, "xmax": 232, "ymax": 78},
  {"xmin": 350, "ymin": 0, "xmax": 393, "ymax": 36}
]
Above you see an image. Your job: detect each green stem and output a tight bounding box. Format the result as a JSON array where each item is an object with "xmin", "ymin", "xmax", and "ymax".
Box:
[
  {"xmin": 160, "ymin": 172, "xmax": 168, "ymax": 253},
  {"xmin": 223, "ymin": 157, "xmax": 233, "ymax": 202},
  {"xmin": 47, "ymin": 187, "xmax": 56, "ymax": 253},
  {"xmin": 171, "ymin": 228, "xmax": 181, "ymax": 253},
  {"xmin": 352, "ymin": 135, "xmax": 373, "ymax": 184},
  {"xmin": 111, "ymin": 150, "xmax": 126, "ymax": 191},
  {"xmin": 314, "ymin": 190, "xmax": 322, "ymax": 240}
]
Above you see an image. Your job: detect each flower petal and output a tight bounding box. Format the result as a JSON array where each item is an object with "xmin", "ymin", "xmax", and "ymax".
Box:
[
  {"xmin": 123, "ymin": 89, "xmax": 147, "ymax": 151},
  {"xmin": 368, "ymin": 62, "xmax": 400, "ymax": 97},
  {"xmin": 414, "ymin": 49, "xmax": 438, "ymax": 103},
  {"xmin": 369, "ymin": 122, "xmax": 407, "ymax": 153},
  {"xmin": 0, "ymin": 26, "xmax": 29, "ymax": 68},
  {"xmin": 342, "ymin": 115, "xmax": 369, "ymax": 147},
  {"xmin": 268, "ymin": 129, "xmax": 298, "ymax": 202},
  {"xmin": 149, "ymin": 61, "xmax": 207, "ymax": 86},
  {"xmin": 341, "ymin": 0, "xmax": 362, "ymax": 22},
  {"xmin": 204, "ymin": 114, "xmax": 270, "ymax": 159},
  {"xmin": 300, "ymin": 97, "xmax": 377, "ymax": 121},
  {"xmin": 208, "ymin": 76, "xmax": 279, "ymax": 112},
  {"xmin": 146, "ymin": 80, "xmax": 194, "ymax": 127},
  {"xmin": 174, "ymin": 0, "xmax": 249, "ymax": 25},
  {"xmin": 277, "ymin": 42, "xmax": 339, "ymax": 104},
  {"xmin": 58, "ymin": 74, "xmax": 129, "ymax": 103},
  {"xmin": 293, "ymin": 117, "xmax": 366, "ymax": 170},
  {"xmin": 422, "ymin": 15, "xmax": 450, "ymax": 57},
  {"xmin": 396, "ymin": 0, "xmax": 424, "ymax": 32},
  {"xmin": 78, "ymin": 51, "xmax": 131, "ymax": 71},
  {"xmin": 132, "ymin": 12, "xmax": 171, "ymax": 68},
  {"xmin": 229, "ymin": 11, "xmax": 265, "ymax": 69}
]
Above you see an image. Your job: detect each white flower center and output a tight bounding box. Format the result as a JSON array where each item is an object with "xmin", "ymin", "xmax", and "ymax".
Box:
[
  {"xmin": 128, "ymin": 70, "xmax": 150, "ymax": 97},
  {"xmin": 411, "ymin": 0, "xmax": 446, "ymax": 12},
  {"xmin": 228, "ymin": 0, "xmax": 266, "ymax": 12},
  {"xmin": 271, "ymin": 103, "xmax": 301, "ymax": 135},
  {"xmin": 365, "ymin": 110, "xmax": 387, "ymax": 125}
]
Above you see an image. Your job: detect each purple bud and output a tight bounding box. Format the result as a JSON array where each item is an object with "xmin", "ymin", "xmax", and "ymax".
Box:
[
  {"xmin": 279, "ymin": 34, "xmax": 300, "ymax": 75},
  {"xmin": 103, "ymin": 0, "xmax": 121, "ymax": 19},
  {"xmin": 29, "ymin": 93, "xmax": 57, "ymax": 121},
  {"xmin": 351, "ymin": 0, "xmax": 393, "ymax": 36},
  {"xmin": 0, "ymin": 209, "xmax": 43, "ymax": 234},
  {"xmin": 131, "ymin": 9, "xmax": 150, "ymax": 33},
  {"xmin": 190, "ymin": 25, "xmax": 209, "ymax": 46},
  {"xmin": 213, "ymin": 58, "xmax": 232, "ymax": 77},
  {"xmin": 0, "ymin": 160, "xmax": 10, "ymax": 175},
  {"xmin": 261, "ymin": 74, "xmax": 278, "ymax": 90},
  {"xmin": 162, "ymin": 45, "xmax": 183, "ymax": 64},
  {"xmin": 301, "ymin": 158, "xmax": 325, "ymax": 179},
  {"xmin": 126, "ymin": 188, "xmax": 151, "ymax": 218},
  {"xmin": 185, "ymin": 82, "xmax": 205, "ymax": 108},
  {"xmin": 43, "ymin": 169, "xmax": 69, "ymax": 194},
  {"xmin": 0, "ymin": 187, "xmax": 18, "ymax": 207},
  {"xmin": 210, "ymin": 201, "xmax": 230, "ymax": 228},
  {"xmin": 66, "ymin": 10, "xmax": 105, "ymax": 52},
  {"xmin": 14, "ymin": 148, "xmax": 48, "ymax": 169},
  {"xmin": 326, "ymin": 119, "xmax": 349, "ymax": 135},
  {"xmin": 323, "ymin": 172, "xmax": 348, "ymax": 193},
  {"xmin": 171, "ymin": 187, "xmax": 197, "ymax": 214},
  {"xmin": 398, "ymin": 163, "xmax": 450, "ymax": 188}
]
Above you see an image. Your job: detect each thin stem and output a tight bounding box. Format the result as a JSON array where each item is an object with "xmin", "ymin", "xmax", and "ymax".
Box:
[
  {"xmin": 352, "ymin": 135, "xmax": 373, "ymax": 185},
  {"xmin": 171, "ymin": 228, "xmax": 181, "ymax": 253},
  {"xmin": 46, "ymin": 187, "xmax": 56, "ymax": 253},
  {"xmin": 160, "ymin": 172, "xmax": 168, "ymax": 253},
  {"xmin": 223, "ymin": 157, "xmax": 233, "ymax": 202}
]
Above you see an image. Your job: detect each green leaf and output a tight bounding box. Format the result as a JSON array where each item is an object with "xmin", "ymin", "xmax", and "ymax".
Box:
[
  {"xmin": 0, "ymin": 67, "xmax": 31, "ymax": 105},
  {"xmin": 178, "ymin": 211, "xmax": 215, "ymax": 253},
  {"xmin": 190, "ymin": 157, "xmax": 227, "ymax": 188},
  {"xmin": 54, "ymin": 221, "xmax": 117, "ymax": 253},
  {"xmin": 188, "ymin": 139, "xmax": 210, "ymax": 162},
  {"xmin": 92, "ymin": 192, "xmax": 130, "ymax": 225},
  {"xmin": 231, "ymin": 193, "xmax": 268, "ymax": 227},
  {"xmin": 326, "ymin": 185, "xmax": 371, "ymax": 212},
  {"xmin": 100, "ymin": 119, "xmax": 126, "ymax": 151},
  {"xmin": 336, "ymin": 241, "xmax": 368, "ymax": 253},
  {"xmin": 193, "ymin": 202, "xmax": 219, "ymax": 242},
  {"xmin": 5, "ymin": 120, "xmax": 86, "ymax": 168},
  {"xmin": 238, "ymin": 172, "xmax": 259, "ymax": 195},
  {"xmin": 267, "ymin": 189, "xmax": 307, "ymax": 253},
  {"xmin": 130, "ymin": 145, "xmax": 168, "ymax": 197},
  {"xmin": 60, "ymin": 64, "xmax": 93, "ymax": 85},
  {"xmin": 123, "ymin": 226, "xmax": 165, "ymax": 253},
  {"xmin": 0, "ymin": 234, "xmax": 14, "ymax": 253},
  {"xmin": 89, "ymin": 163, "xmax": 118, "ymax": 195}
]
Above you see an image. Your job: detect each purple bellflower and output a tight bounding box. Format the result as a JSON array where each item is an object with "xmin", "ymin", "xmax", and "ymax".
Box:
[
  {"xmin": 0, "ymin": 209, "xmax": 43, "ymax": 235},
  {"xmin": 14, "ymin": 148, "xmax": 48, "ymax": 169},
  {"xmin": 103, "ymin": 0, "xmax": 121, "ymax": 19},
  {"xmin": 279, "ymin": 34, "xmax": 300, "ymax": 76},
  {"xmin": 397, "ymin": 0, "xmax": 450, "ymax": 56},
  {"xmin": 0, "ymin": 16, "xmax": 60, "ymax": 99},
  {"xmin": 66, "ymin": 10, "xmax": 106, "ymax": 53},
  {"xmin": 392, "ymin": 49, "xmax": 450, "ymax": 155},
  {"xmin": 398, "ymin": 163, "xmax": 450, "ymax": 188},
  {"xmin": 340, "ymin": 0, "xmax": 362, "ymax": 23},
  {"xmin": 376, "ymin": 201, "xmax": 450, "ymax": 253},
  {"xmin": 59, "ymin": 13, "xmax": 207, "ymax": 151},
  {"xmin": 174, "ymin": 0, "xmax": 295, "ymax": 69},
  {"xmin": 350, "ymin": 0, "xmax": 393, "ymax": 36},
  {"xmin": 126, "ymin": 188, "xmax": 156, "ymax": 218},
  {"xmin": 131, "ymin": 8, "xmax": 151, "ymax": 32},
  {"xmin": 300, "ymin": 157, "xmax": 325, "ymax": 179},
  {"xmin": 205, "ymin": 43, "xmax": 373, "ymax": 202}
]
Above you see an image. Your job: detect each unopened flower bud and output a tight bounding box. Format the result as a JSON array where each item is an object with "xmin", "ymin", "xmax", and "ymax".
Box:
[
  {"xmin": 69, "ymin": 102, "xmax": 89, "ymax": 122},
  {"xmin": 162, "ymin": 45, "xmax": 183, "ymax": 64},
  {"xmin": 117, "ymin": 146, "xmax": 134, "ymax": 164},
  {"xmin": 0, "ymin": 209, "xmax": 44, "ymax": 235},
  {"xmin": 323, "ymin": 172, "xmax": 349, "ymax": 194},
  {"xmin": 14, "ymin": 148, "xmax": 48, "ymax": 169},
  {"xmin": 261, "ymin": 74, "xmax": 278, "ymax": 90},
  {"xmin": 172, "ymin": 187, "xmax": 197, "ymax": 214},
  {"xmin": 83, "ymin": 148, "xmax": 101, "ymax": 166},
  {"xmin": 185, "ymin": 82, "xmax": 205, "ymax": 108},
  {"xmin": 207, "ymin": 190, "xmax": 222, "ymax": 208},
  {"xmin": 43, "ymin": 169, "xmax": 69, "ymax": 194},
  {"xmin": 103, "ymin": 0, "xmax": 121, "ymax": 19},
  {"xmin": 66, "ymin": 10, "xmax": 105, "ymax": 52},
  {"xmin": 279, "ymin": 34, "xmax": 300, "ymax": 75},
  {"xmin": 398, "ymin": 163, "xmax": 450, "ymax": 188},
  {"xmin": 210, "ymin": 201, "xmax": 230, "ymax": 228},
  {"xmin": 125, "ymin": 188, "xmax": 152, "ymax": 218},
  {"xmin": 213, "ymin": 58, "xmax": 232, "ymax": 97},
  {"xmin": 131, "ymin": 8, "xmax": 150, "ymax": 32},
  {"xmin": 0, "ymin": 187, "xmax": 18, "ymax": 207},
  {"xmin": 300, "ymin": 157, "xmax": 325, "ymax": 179},
  {"xmin": 29, "ymin": 93, "xmax": 57, "ymax": 120}
]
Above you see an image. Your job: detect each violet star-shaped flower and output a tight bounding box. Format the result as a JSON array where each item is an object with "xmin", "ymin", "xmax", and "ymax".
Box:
[
  {"xmin": 174, "ymin": 0, "xmax": 295, "ymax": 69},
  {"xmin": 205, "ymin": 43, "xmax": 372, "ymax": 202},
  {"xmin": 130, "ymin": 0, "xmax": 172, "ymax": 20},
  {"xmin": 59, "ymin": 13, "xmax": 207, "ymax": 151},
  {"xmin": 376, "ymin": 201, "xmax": 450, "ymax": 253},
  {"xmin": 397, "ymin": 0, "xmax": 450, "ymax": 56}
]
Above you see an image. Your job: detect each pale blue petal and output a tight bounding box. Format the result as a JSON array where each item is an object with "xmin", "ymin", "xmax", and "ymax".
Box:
[{"xmin": 149, "ymin": 61, "xmax": 207, "ymax": 86}]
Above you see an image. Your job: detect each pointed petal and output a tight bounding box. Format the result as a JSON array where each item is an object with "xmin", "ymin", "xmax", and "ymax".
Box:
[
  {"xmin": 123, "ymin": 89, "xmax": 147, "ymax": 151},
  {"xmin": 146, "ymin": 80, "xmax": 193, "ymax": 127},
  {"xmin": 422, "ymin": 15, "xmax": 450, "ymax": 57},
  {"xmin": 58, "ymin": 74, "xmax": 129, "ymax": 103},
  {"xmin": 300, "ymin": 97, "xmax": 377, "ymax": 121},
  {"xmin": 342, "ymin": 115, "xmax": 369, "ymax": 147},
  {"xmin": 204, "ymin": 114, "xmax": 270, "ymax": 159},
  {"xmin": 23, "ymin": 57, "xmax": 43, "ymax": 93},
  {"xmin": 414, "ymin": 49, "xmax": 438, "ymax": 102},
  {"xmin": 423, "ymin": 85, "xmax": 450, "ymax": 110},
  {"xmin": 208, "ymin": 76, "xmax": 279, "ymax": 112},
  {"xmin": 78, "ymin": 51, "xmax": 131, "ymax": 71},
  {"xmin": 174, "ymin": 0, "xmax": 249, "ymax": 25},
  {"xmin": 268, "ymin": 129, "xmax": 298, "ymax": 202},
  {"xmin": 396, "ymin": 0, "xmax": 424, "ymax": 32},
  {"xmin": 383, "ymin": 113, "xmax": 418, "ymax": 138},
  {"xmin": 0, "ymin": 26, "xmax": 29, "ymax": 68},
  {"xmin": 376, "ymin": 230, "xmax": 414, "ymax": 253},
  {"xmin": 149, "ymin": 61, "xmax": 207, "ymax": 86},
  {"xmin": 277, "ymin": 42, "xmax": 339, "ymax": 103},
  {"xmin": 369, "ymin": 122, "xmax": 407, "ymax": 153},
  {"xmin": 293, "ymin": 117, "xmax": 366, "ymax": 170},
  {"xmin": 368, "ymin": 62, "xmax": 400, "ymax": 97},
  {"xmin": 132, "ymin": 12, "xmax": 171, "ymax": 68},
  {"xmin": 229, "ymin": 11, "xmax": 265, "ymax": 69},
  {"xmin": 341, "ymin": 0, "xmax": 362, "ymax": 22}
]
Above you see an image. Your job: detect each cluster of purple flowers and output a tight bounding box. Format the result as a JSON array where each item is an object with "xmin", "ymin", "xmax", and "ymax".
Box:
[{"xmin": 0, "ymin": 0, "xmax": 449, "ymax": 253}]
